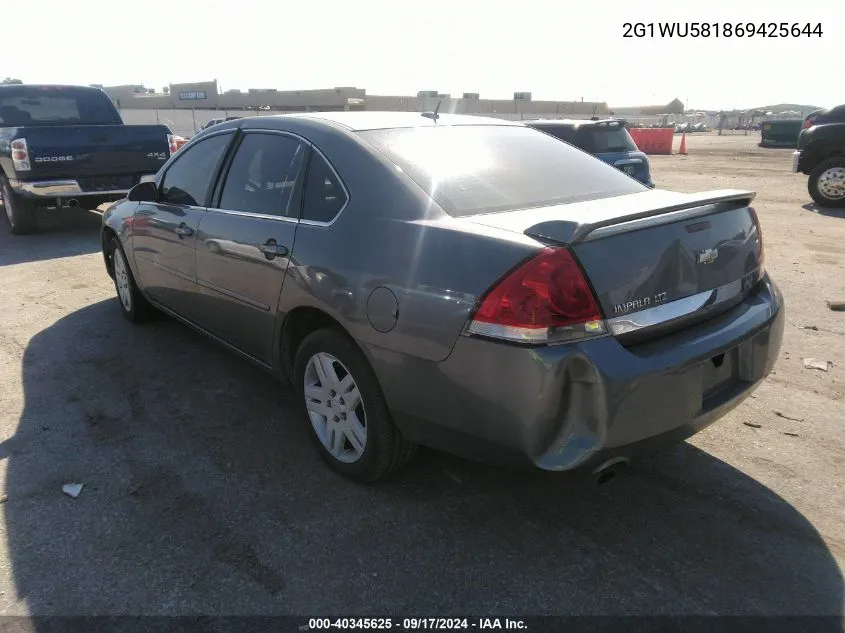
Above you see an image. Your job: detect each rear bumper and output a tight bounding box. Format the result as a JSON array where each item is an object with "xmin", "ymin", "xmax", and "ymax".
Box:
[
  {"xmin": 369, "ymin": 274, "xmax": 784, "ymax": 472},
  {"xmin": 9, "ymin": 176, "xmax": 155, "ymax": 200}
]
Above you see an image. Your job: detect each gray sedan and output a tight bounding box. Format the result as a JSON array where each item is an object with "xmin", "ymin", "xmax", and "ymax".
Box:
[{"xmin": 101, "ymin": 112, "xmax": 784, "ymax": 482}]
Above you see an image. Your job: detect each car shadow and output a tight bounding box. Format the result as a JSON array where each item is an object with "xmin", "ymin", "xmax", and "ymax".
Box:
[
  {"xmin": 4, "ymin": 299, "xmax": 843, "ymax": 619},
  {"xmin": 0, "ymin": 207, "xmax": 103, "ymax": 267},
  {"xmin": 802, "ymin": 203, "xmax": 845, "ymax": 218}
]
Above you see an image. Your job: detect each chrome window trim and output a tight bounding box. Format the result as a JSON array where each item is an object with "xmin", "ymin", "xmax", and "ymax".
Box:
[
  {"xmin": 205, "ymin": 207, "xmax": 299, "ymax": 224},
  {"xmin": 298, "ymin": 143, "xmax": 350, "ymax": 228},
  {"xmin": 156, "ymin": 128, "xmax": 237, "ymax": 188},
  {"xmin": 169, "ymin": 126, "xmax": 350, "ymax": 227},
  {"xmin": 136, "ymin": 202, "xmax": 206, "ymax": 215},
  {"xmin": 211, "ymin": 129, "xmax": 310, "ymax": 222}
]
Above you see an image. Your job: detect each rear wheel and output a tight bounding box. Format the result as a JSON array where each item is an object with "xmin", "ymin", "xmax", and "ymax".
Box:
[
  {"xmin": 293, "ymin": 328, "xmax": 416, "ymax": 482},
  {"xmin": 1, "ymin": 177, "xmax": 39, "ymax": 235},
  {"xmin": 808, "ymin": 157, "xmax": 845, "ymax": 209},
  {"xmin": 107, "ymin": 235, "xmax": 154, "ymax": 322}
]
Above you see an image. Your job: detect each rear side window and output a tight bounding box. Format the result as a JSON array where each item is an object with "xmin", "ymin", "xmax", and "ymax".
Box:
[
  {"xmin": 0, "ymin": 86, "xmax": 122, "ymax": 126},
  {"xmin": 301, "ymin": 153, "xmax": 348, "ymax": 223},
  {"xmin": 359, "ymin": 125, "xmax": 644, "ymax": 217},
  {"xmin": 218, "ymin": 133, "xmax": 307, "ymax": 217},
  {"xmin": 160, "ymin": 133, "xmax": 232, "ymax": 207}
]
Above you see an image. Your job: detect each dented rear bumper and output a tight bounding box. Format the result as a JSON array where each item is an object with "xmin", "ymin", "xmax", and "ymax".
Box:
[{"xmin": 367, "ymin": 274, "xmax": 784, "ymax": 471}]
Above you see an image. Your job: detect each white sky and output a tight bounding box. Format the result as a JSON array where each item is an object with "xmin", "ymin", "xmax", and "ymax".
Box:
[{"xmin": 8, "ymin": 0, "xmax": 843, "ymax": 110}]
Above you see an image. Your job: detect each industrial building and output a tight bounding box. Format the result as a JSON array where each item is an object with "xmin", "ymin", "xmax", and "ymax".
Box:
[{"xmin": 100, "ymin": 80, "xmax": 611, "ymax": 119}]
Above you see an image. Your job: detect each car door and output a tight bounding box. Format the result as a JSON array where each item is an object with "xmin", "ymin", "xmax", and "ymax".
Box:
[
  {"xmin": 131, "ymin": 131, "xmax": 234, "ymax": 320},
  {"xmin": 194, "ymin": 130, "xmax": 308, "ymax": 364}
]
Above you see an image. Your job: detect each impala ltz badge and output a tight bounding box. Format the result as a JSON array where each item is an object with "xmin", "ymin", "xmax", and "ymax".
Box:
[
  {"xmin": 698, "ymin": 248, "xmax": 719, "ymax": 264},
  {"xmin": 613, "ymin": 291, "xmax": 669, "ymax": 315}
]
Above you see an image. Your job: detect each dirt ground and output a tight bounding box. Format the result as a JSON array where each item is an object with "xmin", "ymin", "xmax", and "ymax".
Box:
[{"xmin": 0, "ymin": 133, "xmax": 842, "ymax": 618}]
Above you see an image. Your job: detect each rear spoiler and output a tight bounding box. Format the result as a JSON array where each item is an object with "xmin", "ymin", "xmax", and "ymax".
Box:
[{"xmin": 526, "ymin": 189, "xmax": 756, "ymax": 245}]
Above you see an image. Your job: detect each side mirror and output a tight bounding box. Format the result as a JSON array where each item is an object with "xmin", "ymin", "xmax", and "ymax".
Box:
[{"xmin": 127, "ymin": 181, "xmax": 159, "ymax": 202}]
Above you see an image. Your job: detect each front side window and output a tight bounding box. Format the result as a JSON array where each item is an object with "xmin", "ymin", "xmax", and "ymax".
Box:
[
  {"xmin": 159, "ymin": 133, "xmax": 232, "ymax": 207},
  {"xmin": 358, "ymin": 125, "xmax": 644, "ymax": 217},
  {"xmin": 301, "ymin": 153, "xmax": 348, "ymax": 223},
  {"xmin": 218, "ymin": 133, "xmax": 307, "ymax": 217}
]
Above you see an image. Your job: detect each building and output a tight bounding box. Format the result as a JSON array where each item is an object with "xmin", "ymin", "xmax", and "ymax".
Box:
[{"xmin": 101, "ymin": 80, "xmax": 609, "ymax": 119}]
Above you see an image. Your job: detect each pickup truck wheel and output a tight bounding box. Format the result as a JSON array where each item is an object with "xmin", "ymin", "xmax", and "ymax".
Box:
[
  {"xmin": 1, "ymin": 178, "xmax": 39, "ymax": 235},
  {"xmin": 107, "ymin": 235, "xmax": 154, "ymax": 322},
  {"xmin": 808, "ymin": 157, "xmax": 845, "ymax": 209},
  {"xmin": 294, "ymin": 328, "xmax": 416, "ymax": 482}
]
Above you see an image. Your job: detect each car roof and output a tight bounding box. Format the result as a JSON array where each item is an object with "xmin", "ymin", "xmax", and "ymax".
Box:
[{"xmin": 243, "ymin": 111, "xmax": 525, "ymax": 132}]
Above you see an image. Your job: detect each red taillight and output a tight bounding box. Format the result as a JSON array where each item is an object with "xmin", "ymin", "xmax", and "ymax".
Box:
[
  {"xmin": 10, "ymin": 138, "xmax": 30, "ymax": 171},
  {"xmin": 467, "ymin": 247, "xmax": 606, "ymax": 344},
  {"xmin": 749, "ymin": 207, "xmax": 765, "ymax": 272},
  {"xmin": 803, "ymin": 118, "xmax": 813, "ymax": 129}
]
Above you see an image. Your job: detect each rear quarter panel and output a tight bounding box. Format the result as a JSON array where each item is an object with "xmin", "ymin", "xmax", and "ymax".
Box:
[{"xmin": 274, "ymin": 120, "xmax": 541, "ymax": 362}]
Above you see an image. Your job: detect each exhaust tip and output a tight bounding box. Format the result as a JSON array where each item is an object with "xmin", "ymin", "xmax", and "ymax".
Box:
[
  {"xmin": 67, "ymin": 199, "xmax": 79, "ymax": 208},
  {"xmin": 592, "ymin": 457, "xmax": 630, "ymax": 485},
  {"xmin": 596, "ymin": 469, "xmax": 616, "ymax": 485}
]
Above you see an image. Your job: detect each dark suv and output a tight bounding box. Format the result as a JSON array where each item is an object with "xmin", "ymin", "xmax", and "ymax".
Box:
[{"xmin": 525, "ymin": 118, "xmax": 654, "ymax": 187}]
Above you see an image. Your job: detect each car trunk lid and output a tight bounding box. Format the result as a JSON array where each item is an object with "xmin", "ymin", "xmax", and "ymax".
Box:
[{"xmin": 463, "ymin": 188, "xmax": 763, "ymax": 341}]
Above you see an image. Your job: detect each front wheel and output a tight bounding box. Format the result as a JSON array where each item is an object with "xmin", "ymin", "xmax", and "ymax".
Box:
[
  {"xmin": 808, "ymin": 157, "xmax": 845, "ymax": 209},
  {"xmin": 293, "ymin": 328, "xmax": 416, "ymax": 482},
  {"xmin": 1, "ymin": 177, "xmax": 39, "ymax": 235}
]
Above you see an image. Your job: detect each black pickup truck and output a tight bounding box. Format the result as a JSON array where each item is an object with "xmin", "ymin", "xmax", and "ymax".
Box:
[
  {"xmin": 1, "ymin": 84, "xmax": 174, "ymax": 234},
  {"xmin": 792, "ymin": 105, "xmax": 845, "ymax": 208}
]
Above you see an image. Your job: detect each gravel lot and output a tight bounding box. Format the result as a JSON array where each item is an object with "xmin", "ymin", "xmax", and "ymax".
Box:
[{"xmin": 0, "ymin": 133, "xmax": 842, "ymax": 618}]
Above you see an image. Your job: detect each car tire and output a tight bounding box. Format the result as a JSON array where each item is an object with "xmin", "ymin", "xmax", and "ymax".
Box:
[
  {"xmin": 808, "ymin": 157, "xmax": 845, "ymax": 209},
  {"xmin": 107, "ymin": 234, "xmax": 154, "ymax": 322},
  {"xmin": 1, "ymin": 177, "xmax": 39, "ymax": 235},
  {"xmin": 294, "ymin": 327, "xmax": 416, "ymax": 482}
]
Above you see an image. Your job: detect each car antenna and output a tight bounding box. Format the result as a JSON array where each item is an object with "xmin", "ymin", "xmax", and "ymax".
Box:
[{"xmin": 421, "ymin": 100, "xmax": 441, "ymax": 123}]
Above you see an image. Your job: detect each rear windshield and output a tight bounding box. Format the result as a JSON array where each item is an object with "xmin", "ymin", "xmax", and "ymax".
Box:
[
  {"xmin": 582, "ymin": 126, "xmax": 638, "ymax": 153},
  {"xmin": 358, "ymin": 125, "xmax": 645, "ymax": 217},
  {"xmin": 0, "ymin": 86, "xmax": 122, "ymax": 126},
  {"xmin": 530, "ymin": 124, "xmax": 579, "ymax": 145}
]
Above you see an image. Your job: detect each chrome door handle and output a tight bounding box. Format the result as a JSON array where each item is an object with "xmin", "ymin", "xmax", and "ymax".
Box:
[
  {"xmin": 258, "ymin": 240, "xmax": 288, "ymax": 259},
  {"xmin": 174, "ymin": 224, "xmax": 193, "ymax": 238}
]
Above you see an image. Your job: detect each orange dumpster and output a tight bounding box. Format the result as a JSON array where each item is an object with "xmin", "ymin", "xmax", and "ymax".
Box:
[{"xmin": 628, "ymin": 128, "xmax": 674, "ymax": 155}]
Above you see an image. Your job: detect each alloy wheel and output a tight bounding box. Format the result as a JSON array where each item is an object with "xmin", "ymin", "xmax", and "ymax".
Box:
[
  {"xmin": 113, "ymin": 248, "xmax": 133, "ymax": 312},
  {"xmin": 303, "ymin": 352, "xmax": 367, "ymax": 463}
]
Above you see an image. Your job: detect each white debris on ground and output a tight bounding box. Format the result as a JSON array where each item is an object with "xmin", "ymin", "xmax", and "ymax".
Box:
[
  {"xmin": 62, "ymin": 484, "xmax": 84, "ymax": 499},
  {"xmin": 802, "ymin": 358, "xmax": 832, "ymax": 372}
]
